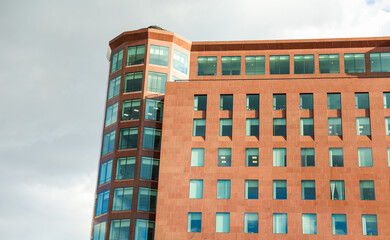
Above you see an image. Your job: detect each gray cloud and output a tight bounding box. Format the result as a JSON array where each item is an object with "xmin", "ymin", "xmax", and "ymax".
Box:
[{"xmin": 0, "ymin": 0, "xmax": 389, "ymax": 239}]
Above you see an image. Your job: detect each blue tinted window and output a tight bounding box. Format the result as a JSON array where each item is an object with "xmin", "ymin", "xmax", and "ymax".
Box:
[{"xmin": 98, "ymin": 160, "xmax": 113, "ymax": 185}]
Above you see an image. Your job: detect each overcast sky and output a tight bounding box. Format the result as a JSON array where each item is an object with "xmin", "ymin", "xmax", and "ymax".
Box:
[{"xmin": 0, "ymin": 0, "xmax": 389, "ymax": 239}]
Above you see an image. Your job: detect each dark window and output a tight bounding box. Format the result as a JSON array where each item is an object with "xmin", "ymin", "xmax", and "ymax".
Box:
[
  {"xmin": 102, "ymin": 130, "xmax": 116, "ymax": 156},
  {"xmin": 300, "ymin": 93, "xmax": 313, "ymax": 110},
  {"xmin": 145, "ymin": 99, "xmax": 164, "ymax": 121},
  {"xmin": 197, "ymin": 57, "xmax": 217, "ymax": 76},
  {"xmin": 245, "ymin": 148, "xmax": 259, "ymax": 167},
  {"xmin": 301, "ymin": 180, "xmax": 316, "ymax": 200},
  {"xmin": 270, "ymin": 55, "xmax": 290, "ymax": 74},
  {"xmin": 329, "ymin": 148, "xmax": 344, "ymax": 167},
  {"xmin": 193, "ymin": 119, "xmax": 206, "ymax": 136},
  {"xmin": 319, "ymin": 54, "xmax": 340, "ymax": 73},
  {"xmin": 332, "ymin": 214, "xmax": 347, "ymax": 235},
  {"xmin": 142, "ymin": 127, "xmax": 162, "ymax": 150},
  {"xmin": 116, "ymin": 157, "xmax": 135, "ymax": 180},
  {"xmin": 273, "ymin": 94, "xmax": 286, "ymax": 110},
  {"xmin": 188, "ymin": 212, "xmax": 202, "ymax": 232},
  {"xmin": 360, "ymin": 180, "xmax": 375, "ymax": 200},
  {"xmin": 273, "ymin": 118, "xmax": 286, "ymax": 136},
  {"xmin": 246, "ymin": 118, "xmax": 259, "ymax": 136},
  {"xmin": 124, "ymin": 72, "xmax": 143, "ymax": 93},
  {"xmin": 370, "ymin": 52, "xmax": 390, "ymax": 72},
  {"xmin": 244, "ymin": 213, "xmax": 258, "ymax": 233},
  {"xmin": 135, "ymin": 220, "xmax": 155, "ymax": 240},
  {"xmin": 328, "ymin": 118, "xmax": 342, "ymax": 136},
  {"xmin": 218, "ymin": 148, "xmax": 231, "ymax": 167},
  {"xmin": 194, "ymin": 95, "xmax": 207, "ymax": 111},
  {"xmin": 327, "ymin": 93, "xmax": 341, "ymax": 109},
  {"xmin": 355, "ymin": 93, "xmax": 369, "ymax": 109},
  {"xmin": 301, "ymin": 148, "xmax": 315, "ymax": 167},
  {"xmin": 300, "ymin": 118, "xmax": 314, "ymax": 136},
  {"xmin": 118, "ymin": 127, "xmax": 138, "ymax": 150},
  {"xmin": 245, "ymin": 180, "xmax": 258, "ymax": 199},
  {"xmin": 220, "ymin": 94, "xmax": 233, "ymax": 110},
  {"xmin": 246, "ymin": 94, "xmax": 259, "ymax": 110},
  {"xmin": 273, "ymin": 180, "xmax": 287, "ymax": 199},
  {"xmin": 294, "ymin": 55, "xmax": 314, "ymax": 74},
  {"xmin": 122, "ymin": 99, "xmax": 140, "ymax": 121},
  {"xmin": 140, "ymin": 157, "xmax": 159, "ymax": 180},
  {"xmin": 362, "ymin": 214, "xmax": 378, "ymax": 236},
  {"xmin": 221, "ymin": 56, "xmax": 241, "ymax": 75},
  {"xmin": 344, "ymin": 53, "xmax": 366, "ymax": 73},
  {"xmin": 384, "ymin": 92, "xmax": 390, "ymax": 108},
  {"xmin": 219, "ymin": 118, "xmax": 232, "ymax": 136},
  {"xmin": 137, "ymin": 187, "xmax": 157, "ymax": 212},
  {"xmin": 245, "ymin": 56, "xmax": 265, "ymax": 75},
  {"xmin": 127, "ymin": 45, "xmax": 145, "ymax": 66}
]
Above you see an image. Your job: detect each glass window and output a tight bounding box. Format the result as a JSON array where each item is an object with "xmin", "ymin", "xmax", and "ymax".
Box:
[
  {"xmin": 319, "ymin": 54, "xmax": 340, "ymax": 73},
  {"xmin": 300, "ymin": 93, "xmax": 313, "ymax": 110},
  {"xmin": 332, "ymin": 214, "xmax": 347, "ymax": 235},
  {"xmin": 220, "ymin": 94, "xmax": 233, "ymax": 110},
  {"xmin": 149, "ymin": 45, "xmax": 169, "ymax": 66},
  {"xmin": 330, "ymin": 180, "xmax": 345, "ymax": 200},
  {"xmin": 193, "ymin": 119, "xmax": 206, "ymax": 136},
  {"xmin": 344, "ymin": 53, "xmax": 366, "ymax": 73},
  {"xmin": 273, "ymin": 180, "xmax": 287, "ymax": 199},
  {"xmin": 219, "ymin": 118, "xmax": 232, "ymax": 136},
  {"xmin": 188, "ymin": 212, "xmax": 202, "ymax": 233},
  {"xmin": 189, "ymin": 180, "xmax": 203, "ymax": 199},
  {"xmin": 95, "ymin": 190, "xmax": 110, "ymax": 216},
  {"xmin": 111, "ymin": 49, "xmax": 123, "ymax": 73},
  {"xmin": 273, "ymin": 213, "xmax": 287, "ymax": 234},
  {"xmin": 245, "ymin": 180, "xmax": 258, "ymax": 199},
  {"xmin": 105, "ymin": 102, "xmax": 119, "ymax": 127},
  {"xmin": 244, "ymin": 213, "xmax": 258, "ymax": 233},
  {"xmin": 360, "ymin": 180, "xmax": 375, "ymax": 200},
  {"xmin": 142, "ymin": 127, "xmax": 162, "ymax": 150},
  {"xmin": 194, "ymin": 95, "xmax": 207, "ymax": 111},
  {"xmin": 218, "ymin": 148, "xmax": 231, "ymax": 167},
  {"xmin": 270, "ymin": 55, "xmax": 290, "ymax": 74},
  {"xmin": 356, "ymin": 117, "xmax": 371, "ymax": 136},
  {"xmin": 124, "ymin": 72, "xmax": 142, "ymax": 93},
  {"xmin": 197, "ymin": 57, "xmax": 217, "ymax": 76},
  {"xmin": 135, "ymin": 219, "xmax": 155, "ymax": 240},
  {"xmin": 137, "ymin": 187, "xmax": 157, "ymax": 212},
  {"xmin": 245, "ymin": 56, "xmax": 265, "ymax": 75},
  {"xmin": 355, "ymin": 93, "xmax": 369, "ymax": 109},
  {"xmin": 384, "ymin": 92, "xmax": 390, "ymax": 108},
  {"xmin": 217, "ymin": 180, "xmax": 231, "ymax": 199},
  {"xmin": 328, "ymin": 117, "xmax": 342, "ymax": 136},
  {"xmin": 191, "ymin": 148, "xmax": 204, "ymax": 167},
  {"xmin": 246, "ymin": 94, "xmax": 259, "ymax": 110},
  {"xmin": 246, "ymin": 118, "xmax": 259, "ymax": 136},
  {"xmin": 112, "ymin": 187, "xmax": 133, "ymax": 211},
  {"xmin": 385, "ymin": 117, "xmax": 390, "ymax": 135},
  {"xmin": 273, "ymin": 94, "xmax": 286, "ymax": 110},
  {"xmin": 329, "ymin": 148, "xmax": 344, "ymax": 167},
  {"xmin": 140, "ymin": 157, "xmax": 159, "ymax": 180},
  {"xmin": 99, "ymin": 160, "xmax": 113, "ymax": 185},
  {"xmin": 118, "ymin": 127, "xmax": 138, "ymax": 150},
  {"xmin": 245, "ymin": 148, "xmax": 259, "ymax": 167},
  {"xmin": 301, "ymin": 148, "xmax": 315, "ymax": 167},
  {"xmin": 116, "ymin": 157, "xmax": 135, "ymax": 180},
  {"xmin": 108, "ymin": 76, "xmax": 121, "ymax": 100},
  {"xmin": 122, "ymin": 99, "xmax": 141, "ymax": 121},
  {"xmin": 221, "ymin": 56, "xmax": 241, "ymax": 75},
  {"xmin": 216, "ymin": 213, "xmax": 230, "ymax": 233},
  {"xmin": 300, "ymin": 118, "xmax": 314, "ymax": 136},
  {"xmin": 327, "ymin": 93, "xmax": 341, "ymax": 109},
  {"xmin": 173, "ymin": 50, "xmax": 188, "ymax": 74},
  {"xmin": 102, "ymin": 130, "xmax": 116, "ymax": 156},
  {"xmin": 147, "ymin": 71, "xmax": 167, "ymax": 93},
  {"xmin": 109, "ymin": 219, "xmax": 130, "ymax": 240},
  {"xmin": 273, "ymin": 118, "xmax": 286, "ymax": 136},
  {"xmin": 302, "ymin": 214, "xmax": 317, "ymax": 235},
  {"xmin": 273, "ymin": 148, "xmax": 286, "ymax": 167},
  {"xmin": 301, "ymin": 180, "xmax": 316, "ymax": 200},
  {"xmin": 145, "ymin": 99, "xmax": 163, "ymax": 121},
  {"xmin": 362, "ymin": 214, "xmax": 378, "ymax": 236},
  {"xmin": 358, "ymin": 148, "xmax": 373, "ymax": 167},
  {"xmin": 92, "ymin": 221, "xmax": 106, "ymax": 240},
  {"xmin": 294, "ymin": 55, "xmax": 314, "ymax": 74},
  {"xmin": 127, "ymin": 45, "xmax": 145, "ymax": 66},
  {"xmin": 370, "ymin": 52, "xmax": 390, "ymax": 72}
]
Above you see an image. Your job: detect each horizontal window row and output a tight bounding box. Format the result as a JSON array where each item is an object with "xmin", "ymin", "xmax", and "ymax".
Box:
[
  {"xmin": 193, "ymin": 116, "xmax": 389, "ymax": 137},
  {"xmin": 194, "ymin": 92, "xmax": 390, "ymax": 111},
  {"xmin": 98, "ymin": 156, "xmax": 159, "ymax": 186},
  {"xmin": 188, "ymin": 179, "xmax": 377, "ymax": 201},
  {"xmin": 110, "ymin": 45, "xmax": 189, "ymax": 75},
  {"xmin": 92, "ymin": 219, "xmax": 155, "ymax": 240},
  {"xmin": 191, "ymin": 147, "xmax": 389, "ymax": 168},
  {"xmin": 101, "ymin": 127, "xmax": 162, "ymax": 156},
  {"xmin": 95, "ymin": 187, "xmax": 157, "ymax": 217},
  {"xmin": 197, "ymin": 52, "xmax": 390, "ymax": 76},
  {"xmin": 105, "ymin": 98, "xmax": 164, "ymax": 127},
  {"xmin": 187, "ymin": 212, "xmax": 378, "ymax": 236}
]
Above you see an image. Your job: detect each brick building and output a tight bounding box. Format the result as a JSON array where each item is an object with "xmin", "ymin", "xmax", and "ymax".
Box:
[{"xmin": 91, "ymin": 27, "xmax": 390, "ymax": 240}]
